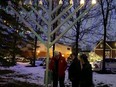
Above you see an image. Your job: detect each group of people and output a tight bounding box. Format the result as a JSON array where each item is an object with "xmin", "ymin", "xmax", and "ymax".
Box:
[{"xmin": 49, "ymin": 51, "xmax": 93, "ymax": 87}]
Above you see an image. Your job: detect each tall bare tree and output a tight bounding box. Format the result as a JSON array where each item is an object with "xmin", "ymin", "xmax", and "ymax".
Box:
[{"xmin": 99, "ymin": 0, "xmax": 114, "ymax": 72}]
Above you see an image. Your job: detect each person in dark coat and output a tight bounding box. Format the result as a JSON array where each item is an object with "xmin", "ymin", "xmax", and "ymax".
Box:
[
  {"xmin": 68, "ymin": 54, "xmax": 81, "ymax": 87},
  {"xmin": 79, "ymin": 54, "xmax": 93, "ymax": 87},
  {"xmin": 49, "ymin": 51, "xmax": 67, "ymax": 87}
]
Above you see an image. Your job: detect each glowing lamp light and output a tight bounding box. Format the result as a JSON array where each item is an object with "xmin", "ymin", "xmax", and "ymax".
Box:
[
  {"xmin": 92, "ymin": 0, "xmax": 96, "ymax": 5},
  {"xmin": 62, "ymin": 54, "xmax": 64, "ymax": 57},
  {"xmin": 80, "ymin": 0, "xmax": 85, "ymax": 5},
  {"xmin": 19, "ymin": 1, "xmax": 22, "ymax": 5},
  {"xmin": 4, "ymin": 20, "xmax": 6, "ymax": 23},
  {"xmin": 26, "ymin": 30, "xmax": 31, "ymax": 34},
  {"xmin": 69, "ymin": 0, "xmax": 73, "ymax": 5},
  {"xmin": 23, "ymin": 0, "xmax": 26, "ymax": 5},
  {"xmin": 115, "ymin": 43, "xmax": 116, "ymax": 46},
  {"xmin": 69, "ymin": 51, "xmax": 72, "ymax": 54},
  {"xmin": 28, "ymin": 0, "xmax": 32, "ymax": 5},
  {"xmin": 39, "ymin": 0, "xmax": 43, "ymax": 5},
  {"xmin": 59, "ymin": 0, "xmax": 63, "ymax": 4},
  {"xmin": 37, "ymin": 50, "xmax": 40, "ymax": 53}
]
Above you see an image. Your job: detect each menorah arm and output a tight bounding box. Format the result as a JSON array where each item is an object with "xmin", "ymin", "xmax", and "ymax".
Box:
[
  {"xmin": 9, "ymin": 5, "xmax": 47, "ymax": 47},
  {"xmin": 31, "ymin": 6, "xmax": 48, "ymax": 25},
  {"xmin": 51, "ymin": 4, "xmax": 72, "ymax": 25},
  {"xmin": 51, "ymin": 4, "xmax": 62, "ymax": 15},
  {"xmin": 20, "ymin": 6, "xmax": 48, "ymax": 36},
  {"xmin": 50, "ymin": 5, "xmax": 83, "ymax": 36},
  {"xmin": 39, "ymin": 5, "xmax": 48, "ymax": 14},
  {"xmin": 50, "ymin": 5, "xmax": 93, "ymax": 47}
]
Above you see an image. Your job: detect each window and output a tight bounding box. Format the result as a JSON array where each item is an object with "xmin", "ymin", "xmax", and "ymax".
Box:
[
  {"xmin": 105, "ymin": 51, "xmax": 110, "ymax": 58},
  {"xmin": 67, "ymin": 48, "xmax": 70, "ymax": 50},
  {"xmin": 100, "ymin": 44, "xmax": 103, "ymax": 48},
  {"xmin": 115, "ymin": 43, "xmax": 116, "ymax": 47}
]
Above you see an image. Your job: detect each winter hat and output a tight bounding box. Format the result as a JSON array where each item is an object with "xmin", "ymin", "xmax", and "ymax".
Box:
[
  {"xmin": 54, "ymin": 51, "xmax": 59, "ymax": 56},
  {"xmin": 80, "ymin": 54, "xmax": 88, "ymax": 62}
]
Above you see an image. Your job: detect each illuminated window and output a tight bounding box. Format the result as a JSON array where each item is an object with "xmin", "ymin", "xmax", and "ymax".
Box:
[
  {"xmin": 115, "ymin": 43, "xmax": 116, "ymax": 47},
  {"xmin": 105, "ymin": 51, "xmax": 110, "ymax": 58},
  {"xmin": 100, "ymin": 44, "xmax": 103, "ymax": 48}
]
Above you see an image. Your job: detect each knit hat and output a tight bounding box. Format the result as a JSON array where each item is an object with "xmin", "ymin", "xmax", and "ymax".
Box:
[
  {"xmin": 80, "ymin": 54, "xmax": 88, "ymax": 62},
  {"xmin": 54, "ymin": 51, "xmax": 59, "ymax": 56}
]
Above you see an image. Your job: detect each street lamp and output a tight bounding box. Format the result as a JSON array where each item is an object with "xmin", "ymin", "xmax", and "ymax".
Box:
[{"xmin": 8, "ymin": 0, "xmax": 97, "ymax": 87}]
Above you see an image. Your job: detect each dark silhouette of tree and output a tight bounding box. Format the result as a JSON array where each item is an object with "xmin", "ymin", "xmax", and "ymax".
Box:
[{"xmin": 99, "ymin": 0, "xmax": 113, "ymax": 72}]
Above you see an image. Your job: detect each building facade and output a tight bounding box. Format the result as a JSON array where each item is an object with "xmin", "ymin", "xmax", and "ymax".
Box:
[
  {"xmin": 22, "ymin": 41, "xmax": 72, "ymax": 59},
  {"xmin": 36, "ymin": 42, "xmax": 72, "ymax": 58},
  {"xmin": 94, "ymin": 40, "xmax": 116, "ymax": 58}
]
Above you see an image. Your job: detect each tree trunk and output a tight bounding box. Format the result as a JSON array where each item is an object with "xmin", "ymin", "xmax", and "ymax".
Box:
[
  {"xmin": 100, "ymin": 0, "xmax": 110, "ymax": 72},
  {"xmin": 75, "ymin": 11, "xmax": 80, "ymax": 57},
  {"xmin": 12, "ymin": 35, "xmax": 16, "ymax": 65},
  {"xmin": 32, "ymin": 36, "xmax": 37, "ymax": 66}
]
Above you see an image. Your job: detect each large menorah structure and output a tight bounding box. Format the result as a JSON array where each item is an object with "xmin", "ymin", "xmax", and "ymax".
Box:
[{"xmin": 8, "ymin": 0, "xmax": 96, "ymax": 87}]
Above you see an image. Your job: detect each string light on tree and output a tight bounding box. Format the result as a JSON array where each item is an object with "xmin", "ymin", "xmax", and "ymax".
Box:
[{"xmin": 3, "ymin": 20, "xmax": 6, "ymax": 23}]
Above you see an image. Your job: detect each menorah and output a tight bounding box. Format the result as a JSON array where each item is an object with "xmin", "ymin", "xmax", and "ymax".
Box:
[{"xmin": 8, "ymin": 0, "xmax": 96, "ymax": 87}]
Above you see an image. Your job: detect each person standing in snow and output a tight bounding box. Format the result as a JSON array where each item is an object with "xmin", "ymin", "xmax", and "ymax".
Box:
[
  {"xmin": 79, "ymin": 54, "xmax": 93, "ymax": 87},
  {"xmin": 68, "ymin": 53, "xmax": 81, "ymax": 87},
  {"xmin": 49, "ymin": 51, "xmax": 67, "ymax": 87}
]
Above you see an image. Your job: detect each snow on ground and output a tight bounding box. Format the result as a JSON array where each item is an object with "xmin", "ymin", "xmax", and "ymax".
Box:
[
  {"xmin": 0, "ymin": 62, "xmax": 45, "ymax": 85},
  {"xmin": 0, "ymin": 62, "xmax": 116, "ymax": 87}
]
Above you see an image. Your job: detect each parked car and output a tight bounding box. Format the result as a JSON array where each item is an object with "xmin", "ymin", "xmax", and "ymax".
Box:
[
  {"xmin": 93, "ymin": 58, "xmax": 116, "ymax": 73},
  {"xmin": 93, "ymin": 60, "xmax": 101, "ymax": 70},
  {"xmin": 35, "ymin": 57, "xmax": 46, "ymax": 66},
  {"xmin": 16, "ymin": 57, "xmax": 30, "ymax": 62}
]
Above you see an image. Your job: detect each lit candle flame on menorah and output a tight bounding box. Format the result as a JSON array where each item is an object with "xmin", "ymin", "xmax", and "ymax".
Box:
[{"xmin": 8, "ymin": 0, "xmax": 96, "ymax": 87}]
